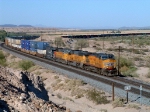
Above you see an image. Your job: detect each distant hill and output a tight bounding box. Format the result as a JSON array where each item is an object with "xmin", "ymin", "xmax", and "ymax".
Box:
[
  {"xmin": 0, "ymin": 24, "xmax": 33, "ymax": 27},
  {"xmin": 119, "ymin": 26, "xmax": 150, "ymax": 30}
]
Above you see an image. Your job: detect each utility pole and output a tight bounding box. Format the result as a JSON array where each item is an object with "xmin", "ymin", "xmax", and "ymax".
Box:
[
  {"xmin": 118, "ymin": 46, "xmax": 120, "ymax": 75},
  {"xmin": 112, "ymin": 83, "xmax": 114, "ymax": 101},
  {"xmin": 132, "ymin": 36, "xmax": 134, "ymax": 54}
]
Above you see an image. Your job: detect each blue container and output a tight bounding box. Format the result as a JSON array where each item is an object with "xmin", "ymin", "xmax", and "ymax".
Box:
[
  {"xmin": 30, "ymin": 48, "xmax": 37, "ymax": 52},
  {"xmin": 21, "ymin": 40, "xmax": 26, "ymax": 49},
  {"xmin": 30, "ymin": 41, "xmax": 37, "ymax": 48},
  {"xmin": 37, "ymin": 41, "xmax": 49, "ymax": 50},
  {"xmin": 24, "ymin": 40, "xmax": 30, "ymax": 50}
]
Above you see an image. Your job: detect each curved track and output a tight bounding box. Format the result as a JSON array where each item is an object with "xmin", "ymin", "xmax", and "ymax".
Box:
[{"xmin": 1, "ymin": 43, "xmax": 150, "ymax": 99}]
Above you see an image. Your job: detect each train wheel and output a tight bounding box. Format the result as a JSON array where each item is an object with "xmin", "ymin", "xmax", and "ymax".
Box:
[{"xmin": 97, "ymin": 69, "xmax": 101, "ymax": 75}]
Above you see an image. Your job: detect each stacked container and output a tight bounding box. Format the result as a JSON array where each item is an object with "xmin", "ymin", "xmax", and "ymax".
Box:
[
  {"xmin": 25, "ymin": 40, "xmax": 30, "ymax": 53},
  {"xmin": 21, "ymin": 40, "xmax": 26, "ymax": 49},
  {"xmin": 29, "ymin": 41, "xmax": 37, "ymax": 55},
  {"xmin": 21, "ymin": 40, "xmax": 30, "ymax": 50},
  {"xmin": 37, "ymin": 41, "xmax": 49, "ymax": 50},
  {"xmin": 36, "ymin": 41, "xmax": 49, "ymax": 57},
  {"xmin": 5, "ymin": 38, "xmax": 8, "ymax": 46}
]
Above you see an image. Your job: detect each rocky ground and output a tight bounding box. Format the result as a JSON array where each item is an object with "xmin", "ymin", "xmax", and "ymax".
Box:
[{"xmin": 0, "ymin": 66, "xmax": 66, "ymax": 112}]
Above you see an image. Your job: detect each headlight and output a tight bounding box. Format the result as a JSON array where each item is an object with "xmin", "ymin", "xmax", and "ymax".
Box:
[{"xmin": 104, "ymin": 62, "xmax": 114, "ymax": 66}]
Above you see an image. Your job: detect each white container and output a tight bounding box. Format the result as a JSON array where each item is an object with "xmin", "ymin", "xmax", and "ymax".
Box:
[
  {"xmin": 12, "ymin": 39, "xmax": 15, "ymax": 44},
  {"xmin": 37, "ymin": 49, "xmax": 46, "ymax": 54},
  {"xmin": 15, "ymin": 39, "xmax": 21, "ymax": 45},
  {"xmin": 8, "ymin": 42, "xmax": 12, "ymax": 46},
  {"xmin": 12, "ymin": 44, "xmax": 17, "ymax": 48},
  {"xmin": 16, "ymin": 45, "xmax": 21, "ymax": 48},
  {"xmin": 7, "ymin": 38, "xmax": 11, "ymax": 43}
]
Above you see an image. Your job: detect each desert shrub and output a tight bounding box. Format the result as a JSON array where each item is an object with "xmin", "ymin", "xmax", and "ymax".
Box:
[
  {"xmin": 107, "ymin": 48, "xmax": 113, "ymax": 51},
  {"xmin": 10, "ymin": 55, "xmax": 16, "ymax": 59},
  {"xmin": 86, "ymin": 89, "xmax": 109, "ymax": 104},
  {"xmin": 56, "ymin": 79, "xmax": 62, "ymax": 83},
  {"xmin": 64, "ymin": 79, "xmax": 70, "ymax": 83},
  {"xmin": 67, "ymin": 79, "xmax": 85, "ymax": 87},
  {"xmin": 63, "ymin": 97, "xmax": 74, "ymax": 102},
  {"xmin": 145, "ymin": 58, "xmax": 150, "ymax": 67},
  {"xmin": 19, "ymin": 60, "xmax": 34, "ymax": 71},
  {"xmin": 122, "ymin": 67, "xmax": 138, "ymax": 77},
  {"xmin": 112, "ymin": 98, "xmax": 124, "ymax": 108},
  {"xmin": 119, "ymin": 57, "xmax": 134, "ymax": 68},
  {"xmin": 75, "ymin": 39, "xmax": 89, "ymax": 50},
  {"xmin": 143, "ymin": 49, "xmax": 149, "ymax": 52},
  {"xmin": 4, "ymin": 52, "xmax": 10, "ymax": 57},
  {"xmin": 0, "ymin": 51, "xmax": 7, "ymax": 67},
  {"xmin": 54, "ymin": 75, "xmax": 59, "ymax": 79},
  {"xmin": 95, "ymin": 47, "xmax": 102, "ymax": 51},
  {"xmin": 42, "ymin": 77, "xmax": 47, "ymax": 81},
  {"xmin": 71, "ymin": 88, "xmax": 85, "ymax": 98},
  {"xmin": 0, "ymin": 51, "xmax": 5, "ymax": 59},
  {"xmin": 100, "ymin": 109, "xmax": 108, "ymax": 112},
  {"xmin": 54, "ymin": 37, "xmax": 64, "ymax": 47},
  {"xmin": 35, "ymin": 71, "xmax": 41, "ymax": 75},
  {"xmin": 28, "ymin": 65, "xmax": 41, "ymax": 72},
  {"xmin": 133, "ymin": 57, "xmax": 143, "ymax": 61},
  {"xmin": 146, "ymin": 71, "xmax": 150, "ymax": 78},
  {"xmin": 133, "ymin": 49, "xmax": 141, "ymax": 54},
  {"xmin": 57, "ymin": 93, "xmax": 62, "ymax": 99}
]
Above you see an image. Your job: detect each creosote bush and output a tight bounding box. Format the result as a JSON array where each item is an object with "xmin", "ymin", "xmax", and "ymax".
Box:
[
  {"xmin": 19, "ymin": 60, "xmax": 35, "ymax": 71},
  {"xmin": 146, "ymin": 71, "xmax": 150, "ymax": 78},
  {"xmin": 86, "ymin": 89, "xmax": 109, "ymax": 104},
  {"xmin": 0, "ymin": 51, "xmax": 7, "ymax": 67},
  {"xmin": 112, "ymin": 98, "xmax": 124, "ymax": 108}
]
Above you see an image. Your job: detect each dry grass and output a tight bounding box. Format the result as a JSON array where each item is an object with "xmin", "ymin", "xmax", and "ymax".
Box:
[
  {"xmin": 28, "ymin": 65, "xmax": 41, "ymax": 72},
  {"xmin": 146, "ymin": 71, "xmax": 150, "ymax": 78},
  {"xmin": 35, "ymin": 71, "xmax": 42, "ymax": 75},
  {"xmin": 128, "ymin": 104, "xmax": 141, "ymax": 109},
  {"xmin": 112, "ymin": 98, "xmax": 125, "ymax": 108}
]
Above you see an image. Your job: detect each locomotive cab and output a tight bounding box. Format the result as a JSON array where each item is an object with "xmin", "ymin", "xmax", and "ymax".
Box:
[{"xmin": 101, "ymin": 54, "xmax": 117, "ymax": 76}]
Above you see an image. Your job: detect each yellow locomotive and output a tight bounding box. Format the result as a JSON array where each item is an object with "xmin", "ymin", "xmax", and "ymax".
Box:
[{"xmin": 53, "ymin": 48, "xmax": 117, "ymax": 76}]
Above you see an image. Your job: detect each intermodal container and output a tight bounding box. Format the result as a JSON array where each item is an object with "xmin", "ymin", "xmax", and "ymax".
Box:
[
  {"xmin": 25, "ymin": 40, "xmax": 30, "ymax": 50},
  {"xmin": 37, "ymin": 49, "xmax": 46, "ymax": 54},
  {"xmin": 12, "ymin": 44, "xmax": 18, "ymax": 48},
  {"xmin": 5, "ymin": 38, "xmax": 8, "ymax": 45},
  {"xmin": 30, "ymin": 48, "xmax": 37, "ymax": 52},
  {"xmin": 36, "ymin": 41, "xmax": 49, "ymax": 50},
  {"xmin": 30, "ymin": 41, "xmax": 37, "ymax": 48},
  {"xmin": 15, "ymin": 39, "xmax": 21, "ymax": 45},
  {"xmin": 21, "ymin": 40, "xmax": 26, "ymax": 49},
  {"xmin": 11, "ymin": 38, "xmax": 15, "ymax": 44},
  {"xmin": 7, "ymin": 38, "xmax": 11, "ymax": 43}
]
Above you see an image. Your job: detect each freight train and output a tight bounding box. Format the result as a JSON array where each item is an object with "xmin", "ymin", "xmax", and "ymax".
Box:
[{"xmin": 5, "ymin": 37, "xmax": 117, "ymax": 76}]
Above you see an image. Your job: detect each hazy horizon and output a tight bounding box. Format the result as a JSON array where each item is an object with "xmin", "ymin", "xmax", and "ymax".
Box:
[{"xmin": 0, "ymin": 0, "xmax": 150, "ymax": 29}]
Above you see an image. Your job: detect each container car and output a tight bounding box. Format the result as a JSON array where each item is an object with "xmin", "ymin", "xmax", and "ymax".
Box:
[
  {"xmin": 37, "ymin": 41, "xmax": 49, "ymax": 50},
  {"xmin": 5, "ymin": 39, "xmax": 117, "ymax": 76}
]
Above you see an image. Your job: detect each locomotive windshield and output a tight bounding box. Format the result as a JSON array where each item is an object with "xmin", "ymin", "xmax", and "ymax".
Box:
[
  {"xmin": 101, "ymin": 55, "xmax": 108, "ymax": 60},
  {"xmin": 108, "ymin": 54, "xmax": 115, "ymax": 59},
  {"xmin": 101, "ymin": 54, "xmax": 115, "ymax": 60}
]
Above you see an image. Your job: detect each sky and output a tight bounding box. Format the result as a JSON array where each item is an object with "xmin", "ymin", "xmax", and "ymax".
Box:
[{"xmin": 0, "ymin": 0, "xmax": 150, "ymax": 29}]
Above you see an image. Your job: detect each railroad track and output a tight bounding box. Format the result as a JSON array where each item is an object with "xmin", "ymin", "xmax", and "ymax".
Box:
[{"xmin": 1, "ymin": 43, "xmax": 150, "ymax": 99}]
